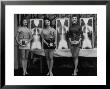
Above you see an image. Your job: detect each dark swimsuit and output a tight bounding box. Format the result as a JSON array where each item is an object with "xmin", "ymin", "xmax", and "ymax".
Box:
[
  {"xmin": 43, "ymin": 38, "xmax": 56, "ymax": 49},
  {"xmin": 67, "ymin": 24, "xmax": 83, "ymax": 47},
  {"xmin": 42, "ymin": 27, "xmax": 56, "ymax": 49}
]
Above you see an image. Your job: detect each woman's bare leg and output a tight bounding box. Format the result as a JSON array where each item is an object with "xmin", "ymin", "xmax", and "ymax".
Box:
[
  {"xmin": 45, "ymin": 49, "xmax": 50, "ymax": 75},
  {"xmin": 21, "ymin": 49, "xmax": 28, "ymax": 75},
  {"xmin": 25, "ymin": 50, "xmax": 29, "ymax": 75},
  {"xmin": 48, "ymin": 49, "xmax": 54, "ymax": 76},
  {"xmin": 73, "ymin": 57, "xmax": 78, "ymax": 76},
  {"xmin": 22, "ymin": 59, "xmax": 28, "ymax": 75},
  {"xmin": 71, "ymin": 46, "xmax": 80, "ymax": 76}
]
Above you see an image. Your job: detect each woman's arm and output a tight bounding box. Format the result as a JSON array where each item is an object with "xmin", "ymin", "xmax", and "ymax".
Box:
[
  {"xmin": 16, "ymin": 31, "xmax": 25, "ymax": 46},
  {"xmin": 28, "ymin": 29, "xmax": 33, "ymax": 42},
  {"xmin": 15, "ymin": 31, "xmax": 20, "ymax": 45},
  {"xmin": 41, "ymin": 30, "xmax": 49, "ymax": 46},
  {"xmin": 51, "ymin": 28, "xmax": 57, "ymax": 47}
]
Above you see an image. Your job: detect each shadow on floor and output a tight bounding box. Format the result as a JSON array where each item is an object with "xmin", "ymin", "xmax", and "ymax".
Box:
[{"xmin": 14, "ymin": 56, "xmax": 97, "ymax": 76}]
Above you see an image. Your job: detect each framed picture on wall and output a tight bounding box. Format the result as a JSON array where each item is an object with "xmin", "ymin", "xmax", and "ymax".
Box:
[{"xmin": 1, "ymin": 0, "xmax": 109, "ymax": 88}]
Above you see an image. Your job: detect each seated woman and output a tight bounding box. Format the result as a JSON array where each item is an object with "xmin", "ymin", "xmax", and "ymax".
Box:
[{"xmin": 41, "ymin": 18, "xmax": 56, "ymax": 76}]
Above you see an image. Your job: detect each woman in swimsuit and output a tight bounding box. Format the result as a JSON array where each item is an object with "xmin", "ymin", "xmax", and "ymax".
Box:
[
  {"xmin": 41, "ymin": 18, "xmax": 56, "ymax": 76},
  {"xmin": 16, "ymin": 19, "xmax": 32, "ymax": 75},
  {"xmin": 67, "ymin": 16, "xmax": 83, "ymax": 76}
]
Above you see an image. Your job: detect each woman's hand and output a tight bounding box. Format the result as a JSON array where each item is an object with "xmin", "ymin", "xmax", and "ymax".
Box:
[
  {"xmin": 71, "ymin": 40, "xmax": 79, "ymax": 44},
  {"xmin": 43, "ymin": 39, "xmax": 49, "ymax": 46}
]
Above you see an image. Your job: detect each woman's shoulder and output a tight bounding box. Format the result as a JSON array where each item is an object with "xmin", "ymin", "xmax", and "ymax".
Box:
[
  {"xmin": 42, "ymin": 28, "xmax": 48, "ymax": 34},
  {"xmin": 50, "ymin": 27, "xmax": 56, "ymax": 32},
  {"xmin": 42, "ymin": 28, "xmax": 46, "ymax": 32},
  {"xmin": 17, "ymin": 26, "xmax": 25, "ymax": 32}
]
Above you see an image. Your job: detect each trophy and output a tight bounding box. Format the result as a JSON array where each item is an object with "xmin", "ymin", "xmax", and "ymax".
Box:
[{"xmin": 17, "ymin": 30, "xmax": 31, "ymax": 47}]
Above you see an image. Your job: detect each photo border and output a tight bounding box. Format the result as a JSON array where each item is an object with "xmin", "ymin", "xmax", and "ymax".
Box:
[{"xmin": 1, "ymin": 0, "xmax": 109, "ymax": 88}]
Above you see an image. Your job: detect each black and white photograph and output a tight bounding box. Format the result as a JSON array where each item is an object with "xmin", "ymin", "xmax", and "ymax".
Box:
[
  {"xmin": 4, "ymin": 4, "xmax": 106, "ymax": 85},
  {"xmin": 14, "ymin": 14, "xmax": 97, "ymax": 76}
]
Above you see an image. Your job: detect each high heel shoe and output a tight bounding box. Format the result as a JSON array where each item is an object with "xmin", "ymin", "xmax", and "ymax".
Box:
[
  {"xmin": 23, "ymin": 71, "xmax": 28, "ymax": 76},
  {"xmin": 46, "ymin": 72, "xmax": 53, "ymax": 76},
  {"xmin": 46, "ymin": 72, "xmax": 50, "ymax": 76},
  {"xmin": 50, "ymin": 72, "xmax": 53, "ymax": 76},
  {"xmin": 72, "ymin": 68, "xmax": 78, "ymax": 76}
]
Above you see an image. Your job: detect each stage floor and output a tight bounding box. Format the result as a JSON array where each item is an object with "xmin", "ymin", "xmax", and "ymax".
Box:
[{"xmin": 14, "ymin": 56, "xmax": 97, "ymax": 76}]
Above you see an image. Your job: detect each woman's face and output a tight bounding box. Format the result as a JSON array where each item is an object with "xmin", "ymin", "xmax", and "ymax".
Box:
[
  {"xmin": 45, "ymin": 20, "xmax": 50, "ymax": 26},
  {"xmin": 72, "ymin": 17, "xmax": 77, "ymax": 24},
  {"xmin": 23, "ymin": 19, "xmax": 28, "ymax": 26}
]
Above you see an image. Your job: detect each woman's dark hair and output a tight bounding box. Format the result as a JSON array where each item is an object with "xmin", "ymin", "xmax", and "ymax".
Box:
[
  {"xmin": 21, "ymin": 18, "xmax": 28, "ymax": 27},
  {"xmin": 43, "ymin": 17, "xmax": 52, "ymax": 28},
  {"xmin": 70, "ymin": 14, "xmax": 80, "ymax": 26}
]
